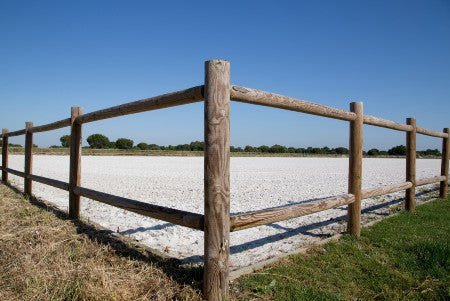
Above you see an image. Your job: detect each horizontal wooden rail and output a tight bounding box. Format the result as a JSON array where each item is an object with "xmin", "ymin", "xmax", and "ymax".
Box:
[
  {"xmin": 6, "ymin": 167, "xmax": 25, "ymax": 177},
  {"xmin": 363, "ymin": 115, "xmax": 413, "ymax": 132},
  {"xmin": 416, "ymin": 127, "xmax": 448, "ymax": 138},
  {"xmin": 6, "ymin": 129, "xmax": 27, "ymax": 137},
  {"xmin": 416, "ymin": 175, "xmax": 446, "ymax": 187},
  {"xmin": 230, "ymin": 85, "xmax": 357, "ymax": 121},
  {"xmin": 230, "ymin": 193, "xmax": 355, "ymax": 232},
  {"xmin": 6, "ymin": 167, "xmax": 69, "ymax": 190},
  {"xmin": 75, "ymin": 85, "xmax": 204, "ymax": 124},
  {"xmin": 361, "ymin": 181, "xmax": 412, "ymax": 199},
  {"xmin": 73, "ymin": 186, "xmax": 204, "ymax": 230},
  {"xmin": 29, "ymin": 118, "xmax": 71, "ymax": 133}
]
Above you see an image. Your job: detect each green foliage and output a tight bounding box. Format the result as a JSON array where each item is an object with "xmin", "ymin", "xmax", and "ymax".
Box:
[
  {"xmin": 136, "ymin": 142, "xmax": 149, "ymax": 150},
  {"xmin": 115, "ymin": 138, "xmax": 133, "ymax": 149},
  {"xmin": 367, "ymin": 148, "xmax": 380, "ymax": 156},
  {"xmin": 60, "ymin": 135, "xmax": 71, "ymax": 147},
  {"xmin": 8, "ymin": 143, "xmax": 22, "ymax": 147},
  {"xmin": 388, "ymin": 145, "xmax": 406, "ymax": 156},
  {"xmin": 86, "ymin": 134, "xmax": 110, "ymax": 149}
]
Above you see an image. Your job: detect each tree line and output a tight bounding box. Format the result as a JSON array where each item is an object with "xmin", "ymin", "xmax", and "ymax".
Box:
[{"xmin": 46, "ymin": 134, "xmax": 442, "ymax": 156}]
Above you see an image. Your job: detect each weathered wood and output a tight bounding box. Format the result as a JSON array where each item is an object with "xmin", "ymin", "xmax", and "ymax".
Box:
[
  {"xmin": 69, "ymin": 107, "xmax": 82, "ymax": 219},
  {"xmin": 347, "ymin": 102, "xmax": 363, "ymax": 237},
  {"xmin": 230, "ymin": 85, "xmax": 356, "ymax": 121},
  {"xmin": 6, "ymin": 168, "xmax": 25, "ymax": 178},
  {"xmin": 416, "ymin": 175, "xmax": 446, "ymax": 187},
  {"xmin": 76, "ymin": 86, "xmax": 204, "ymax": 124},
  {"xmin": 2, "ymin": 129, "xmax": 8, "ymax": 182},
  {"xmin": 363, "ymin": 115, "xmax": 413, "ymax": 132},
  {"xmin": 405, "ymin": 118, "xmax": 416, "ymax": 210},
  {"xmin": 230, "ymin": 193, "xmax": 355, "ymax": 232},
  {"xmin": 24, "ymin": 122, "xmax": 33, "ymax": 195},
  {"xmin": 440, "ymin": 128, "xmax": 449, "ymax": 198},
  {"xmin": 73, "ymin": 186, "xmax": 204, "ymax": 230},
  {"xmin": 417, "ymin": 127, "xmax": 449, "ymax": 138},
  {"xmin": 204, "ymin": 60, "xmax": 231, "ymax": 300},
  {"xmin": 29, "ymin": 174, "xmax": 70, "ymax": 191},
  {"xmin": 29, "ymin": 118, "xmax": 71, "ymax": 133},
  {"xmin": 361, "ymin": 181, "xmax": 412, "ymax": 199},
  {"xmin": 6, "ymin": 128, "xmax": 27, "ymax": 137}
]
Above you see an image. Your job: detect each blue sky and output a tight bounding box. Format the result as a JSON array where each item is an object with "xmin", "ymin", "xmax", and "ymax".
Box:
[{"xmin": 1, "ymin": 0, "xmax": 449, "ymax": 150}]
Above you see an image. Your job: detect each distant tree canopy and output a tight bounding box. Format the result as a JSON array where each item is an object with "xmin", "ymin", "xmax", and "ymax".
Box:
[
  {"xmin": 87, "ymin": 134, "xmax": 110, "ymax": 149},
  {"xmin": 388, "ymin": 145, "xmax": 406, "ymax": 156},
  {"xmin": 115, "ymin": 138, "xmax": 134, "ymax": 149},
  {"xmin": 60, "ymin": 135, "xmax": 71, "ymax": 147}
]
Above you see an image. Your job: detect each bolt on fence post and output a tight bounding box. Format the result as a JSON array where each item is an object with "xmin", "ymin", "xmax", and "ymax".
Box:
[
  {"xmin": 347, "ymin": 102, "xmax": 363, "ymax": 237},
  {"xmin": 405, "ymin": 118, "xmax": 416, "ymax": 210},
  {"xmin": 203, "ymin": 60, "xmax": 231, "ymax": 300},
  {"xmin": 69, "ymin": 107, "xmax": 82, "ymax": 219},
  {"xmin": 440, "ymin": 128, "xmax": 449, "ymax": 198},
  {"xmin": 24, "ymin": 122, "xmax": 34, "ymax": 196},
  {"xmin": 2, "ymin": 129, "xmax": 9, "ymax": 182}
]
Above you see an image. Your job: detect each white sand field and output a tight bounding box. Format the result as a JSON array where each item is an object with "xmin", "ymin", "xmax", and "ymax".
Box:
[{"xmin": 3, "ymin": 155, "xmax": 443, "ymax": 270}]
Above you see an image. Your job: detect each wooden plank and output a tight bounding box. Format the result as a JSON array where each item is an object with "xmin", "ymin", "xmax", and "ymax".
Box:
[
  {"xmin": 6, "ymin": 168, "xmax": 25, "ymax": 178},
  {"xmin": 363, "ymin": 115, "xmax": 413, "ymax": 132},
  {"xmin": 76, "ymin": 85, "xmax": 204, "ymax": 124},
  {"xmin": 24, "ymin": 122, "xmax": 33, "ymax": 195},
  {"xmin": 417, "ymin": 127, "xmax": 448, "ymax": 138},
  {"xmin": 230, "ymin": 193, "xmax": 355, "ymax": 232},
  {"xmin": 405, "ymin": 118, "xmax": 416, "ymax": 210},
  {"xmin": 69, "ymin": 107, "xmax": 82, "ymax": 219},
  {"xmin": 440, "ymin": 128, "xmax": 449, "ymax": 198},
  {"xmin": 73, "ymin": 186, "xmax": 204, "ymax": 230},
  {"xmin": 361, "ymin": 181, "xmax": 412, "ymax": 199},
  {"xmin": 203, "ymin": 60, "xmax": 231, "ymax": 300},
  {"xmin": 28, "ymin": 118, "xmax": 71, "ymax": 133},
  {"xmin": 230, "ymin": 85, "xmax": 356, "ymax": 121},
  {"xmin": 416, "ymin": 175, "xmax": 446, "ymax": 187},
  {"xmin": 28, "ymin": 174, "xmax": 70, "ymax": 191},
  {"xmin": 347, "ymin": 102, "xmax": 363, "ymax": 237},
  {"xmin": 2, "ymin": 129, "xmax": 8, "ymax": 182},
  {"xmin": 6, "ymin": 128, "xmax": 26, "ymax": 137}
]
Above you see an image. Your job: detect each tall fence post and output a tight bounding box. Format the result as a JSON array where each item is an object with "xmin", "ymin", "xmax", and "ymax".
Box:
[
  {"xmin": 405, "ymin": 118, "xmax": 416, "ymax": 210},
  {"xmin": 440, "ymin": 128, "xmax": 449, "ymax": 198},
  {"xmin": 69, "ymin": 107, "xmax": 82, "ymax": 219},
  {"xmin": 203, "ymin": 60, "xmax": 231, "ymax": 300},
  {"xmin": 347, "ymin": 102, "xmax": 363, "ymax": 237},
  {"xmin": 2, "ymin": 129, "xmax": 9, "ymax": 182},
  {"xmin": 24, "ymin": 122, "xmax": 34, "ymax": 195}
]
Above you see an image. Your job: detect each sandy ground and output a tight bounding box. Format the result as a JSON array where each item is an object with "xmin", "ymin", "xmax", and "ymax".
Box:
[{"xmin": 2, "ymin": 155, "xmax": 443, "ymax": 270}]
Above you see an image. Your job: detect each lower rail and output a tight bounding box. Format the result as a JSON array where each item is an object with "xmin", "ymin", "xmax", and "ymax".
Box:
[
  {"xmin": 5, "ymin": 168, "xmax": 69, "ymax": 191},
  {"xmin": 416, "ymin": 175, "xmax": 446, "ymax": 187},
  {"xmin": 361, "ymin": 181, "xmax": 412, "ymax": 199}
]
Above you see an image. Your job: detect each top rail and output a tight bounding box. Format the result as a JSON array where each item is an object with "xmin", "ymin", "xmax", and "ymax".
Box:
[
  {"xmin": 416, "ymin": 127, "xmax": 448, "ymax": 138},
  {"xmin": 363, "ymin": 115, "xmax": 413, "ymax": 132},
  {"xmin": 5, "ymin": 129, "xmax": 26, "ymax": 137},
  {"xmin": 75, "ymin": 85, "xmax": 204, "ymax": 124},
  {"xmin": 29, "ymin": 118, "xmax": 71, "ymax": 133},
  {"xmin": 230, "ymin": 85, "xmax": 357, "ymax": 121}
]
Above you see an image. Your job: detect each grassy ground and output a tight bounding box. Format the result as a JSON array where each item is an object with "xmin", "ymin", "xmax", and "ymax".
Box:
[
  {"xmin": 233, "ymin": 196, "xmax": 450, "ymax": 300},
  {"xmin": 0, "ymin": 184, "xmax": 202, "ymax": 301}
]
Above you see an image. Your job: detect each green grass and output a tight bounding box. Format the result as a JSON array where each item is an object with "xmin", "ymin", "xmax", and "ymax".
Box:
[{"xmin": 235, "ymin": 196, "xmax": 450, "ymax": 300}]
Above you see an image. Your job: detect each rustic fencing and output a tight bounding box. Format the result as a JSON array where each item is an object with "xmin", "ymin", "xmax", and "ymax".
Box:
[{"xmin": 1, "ymin": 60, "xmax": 449, "ymax": 300}]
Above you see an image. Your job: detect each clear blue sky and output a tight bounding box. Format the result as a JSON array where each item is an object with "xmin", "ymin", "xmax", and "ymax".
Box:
[{"xmin": 1, "ymin": 0, "xmax": 449, "ymax": 150}]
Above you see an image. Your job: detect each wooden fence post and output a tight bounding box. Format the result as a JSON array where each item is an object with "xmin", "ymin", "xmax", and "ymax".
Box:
[
  {"xmin": 1, "ymin": 129, "xmax": 8, "ymax": 182},
  {"xmin": 203, "ymin": 60, "xmax": 231, "ymax": 300},
  {"xmin": 69, "ymin": 107, "xmax": 82, "ymax": 219},
  {"xmin": 405, "ymin": 118, "xmax": 416, "ymax": 210},
  {"xmin": 24, "ymin": 122, "xmax": 34, "ymax": 195},
  {"xmin": 347, "ymin": 102, "xmax": 363, "ymax": 237},
  {"xmin": 440, "ymin": 128, "xmax": 449, "ymax": 198}
]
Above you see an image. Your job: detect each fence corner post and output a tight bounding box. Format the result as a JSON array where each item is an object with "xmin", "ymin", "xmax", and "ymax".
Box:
[
  {"xmin": 24, "ymin": 122, "xmax": 34, "ymax": 195},
  {"xmin": 203, "ymin": 60, "xmax": 231, "ymax": 300},
  {"xmin": 69, "ymin": 107, "xmax": 82, "ymax": 219},
  {"xmin": 2, "ymin": 129, "xmax": 9, "ymax": 182},
  {"xmin": 440, "ymin": 128, "xmax": 449, "ymax": 198},
  {"xmin": 347, "ymin": 101, "xmax": 363, "ymax": 237},
  {"xmin": 405, "ymin": 118, "xmax": 416, "ymax": 210}
]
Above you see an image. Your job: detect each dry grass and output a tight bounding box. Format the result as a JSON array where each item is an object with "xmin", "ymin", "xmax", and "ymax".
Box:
[{"xmin": 0, "ymin": 184, "xmax": 202, "ymax": 301}]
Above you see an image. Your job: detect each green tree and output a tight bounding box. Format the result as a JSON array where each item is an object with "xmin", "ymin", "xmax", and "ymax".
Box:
[
  {"xmin": 60, "ymin": 135, "xmax": 71, "ymax": 147},
  {"xmin": 87, "ymin": 134, "xmax": 110, "ymax": 149},
  {"xmin": 190, "ymin": 141, "xmax": 204, "ymax": 151},
  {"xmin": 136, "ymin": 142, "xmax": 149, "ymax": 150},
  {"xmin": 333, "ymin": 147, "xmax": 349, "ymax": 155},
  {"xmin": 367, "ymin": 148, "xmax": 380, "ymax": 156},
  {"xmin": 116, "ymin": 138, "xmax": 134, "ymax": 149},
  {"xmin": 269, "ymin": 144, "xmax": 287, "ymax": 153},
  {"xmin": 388, "ymin": 145, "xmax": 406, "ymax": 156}
]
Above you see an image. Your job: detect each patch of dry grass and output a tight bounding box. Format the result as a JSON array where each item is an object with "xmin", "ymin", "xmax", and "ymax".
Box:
[{"xmin": 0, "ymin": 184, "xmax": 202, "ymax": 300}]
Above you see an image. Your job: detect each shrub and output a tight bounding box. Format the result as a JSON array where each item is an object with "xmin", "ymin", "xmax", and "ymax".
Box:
[
  {"xmin": 60, "ymin": 135, "xmax": 71, "ymax": 147},
  {"xmin": 136, "ymin": 143, "xmax": 149, "ymax": 150},
  {"xmin": 86, "ymin": 134, "xmax": 110, "ymax": 149},
  {"xmin": 115, "ymin": 138, "xmax": 134, "ymax": 150}
]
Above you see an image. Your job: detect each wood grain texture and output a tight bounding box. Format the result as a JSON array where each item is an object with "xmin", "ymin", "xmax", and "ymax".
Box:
[
  {"xmin": 347, "ymin": 102, "xmax": 363, "ymax": 237},
  {"xmin": 230, "ymin": 193, "xmax": 355, "ymax": 231},
  {"xmin": 69, "ymin": 107, "xmax": 82, "ymax": 219},
  {"xmin": 2, "ymin": 129, "xmax": 8, "ymax": 182},
  {"xmin": 417, "ymin": 127, "xmax": 448, "ymax": 138},
  {"xmin": 203, "ymin": 60, "xmax": 231, "ymax": 301},
  {"xmin": 416, "ymin": 175, "xmax": 446, "ymax": 187},
  {"xmin": 28, "ymin": 118, "xmax": 71, "ymax": 133},
  {"xmin": 73, "ymin": 186, "xmax": 204, "ymax": 230},
  {"xmin": 6, "ymin": 128, "xmax": 26, "ymax": 137},
  {"xmin": 29, "ymin": 174, "xmax": 70, "ymax": 191},
  {"xmin": 440, "ymin": 128, "xmax": 449, "ymax": 198},
  {"xmin": 24, "ymin": 122, "xmax": 33, "ymax": 195},
  {"xmin": 363, "ymin": 115, "xmax": 413, "ymax": 132},
  {"xmin": 361, "ymin": 181, "xmax": 412, "ymax": 199},
  {"xmin": 405, "ymin": 118, "xmax": 416, "ymax": 210},
  {"xmin": 230, "ymin": 85, "xmax": 356, "ymax": 121},
  {"xmin": 76, "ymin": 86, "xmax": 204, "ymax": 124}
]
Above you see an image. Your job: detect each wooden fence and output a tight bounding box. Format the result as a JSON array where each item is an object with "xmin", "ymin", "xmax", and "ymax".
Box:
[{"xmin": 1, "ymin": 60, "xmax": 449, "ymax": 300}]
